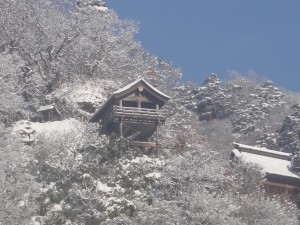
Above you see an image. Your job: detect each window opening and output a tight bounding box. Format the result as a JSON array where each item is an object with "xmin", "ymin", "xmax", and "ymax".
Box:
[
  {"xmin": 123, "ymin": 100, "xmax": 138, "ymax": 108},
  {"xmin": 141, "ymin": 102, "xmax": 156, "ymax": 109}
]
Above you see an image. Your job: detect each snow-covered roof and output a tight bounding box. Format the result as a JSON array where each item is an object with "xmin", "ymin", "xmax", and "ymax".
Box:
[
  {"xmin": 232, "ymin": 143, "xmax": 300, "ymax": 181},
  {"xmin": 233, "ymin": 142, "xmax": 291, "ymax": 160},
  {"xmin": 113, "ymin": 78, "xmax": 171, "ymax": 100},
  {"xmin": 37, "ymin": 104, "xmax": 55, "ymax": 112}
]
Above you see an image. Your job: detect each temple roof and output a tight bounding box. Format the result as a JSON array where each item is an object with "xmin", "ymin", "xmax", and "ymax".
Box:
[
  {"xmin": 232, "ymin": 143, "xmax": 300, "ymax": 182},
  {"xmin": 113, "ymin": 78, "xmax": 170, "ymax": 99}
]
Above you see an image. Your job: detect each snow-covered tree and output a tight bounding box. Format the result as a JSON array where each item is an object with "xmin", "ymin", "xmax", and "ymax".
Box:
[
  {"xmin": 226, "ymin": 73, "xmax": 286, "ymax": 135},
  {"xmin": 0, "ymin": 124, "xmax": 39, "ymax": 225},
  {"xmin": 0, "ymin": 0, "xmax": 181, "ymax": 120},
  {"xmin": 0, "ymin": 53, "xmax": 28, "ymax": 124},
  {"xmin": 177, "ymin": 73, "xmax": 289, "ymax": 148},
  {"xmin": 196, "ymin": 74, "xmax": 232, "ymax": 120},
  {"xmin": 277, "ymin": 104, "xmax": 300, "ymax": 154},
  {"xmin": 1, "ymin": 0, "xmax": 299, "ymax": 224}
]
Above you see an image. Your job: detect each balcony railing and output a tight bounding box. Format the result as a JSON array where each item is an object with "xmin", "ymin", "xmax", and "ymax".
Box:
[{"xmin": 112, "ymin": 106, "xmax": 166, "ymax": 121}]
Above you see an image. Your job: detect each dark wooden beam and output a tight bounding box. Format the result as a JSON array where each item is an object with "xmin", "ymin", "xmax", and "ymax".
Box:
[{"xmin": 131, "ymin": 141, "xmax": 156, "ymax": 148}]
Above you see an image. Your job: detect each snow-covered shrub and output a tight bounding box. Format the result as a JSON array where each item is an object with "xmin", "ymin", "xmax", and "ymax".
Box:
[{"xmin": 29, "ymin": 120, "xmax": 165, "ymax": 224}]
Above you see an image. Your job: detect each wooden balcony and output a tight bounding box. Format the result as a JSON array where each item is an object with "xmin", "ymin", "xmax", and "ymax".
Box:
[{"xmin": 111, "ymin": 106, "xmax": 166, "ymax": 123}]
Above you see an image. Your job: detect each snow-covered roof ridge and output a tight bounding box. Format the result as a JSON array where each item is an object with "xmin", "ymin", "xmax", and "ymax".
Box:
[
  {"xmin": 37, "ymin": 104, "xmax": 56, "ymax": 112},
  {"xmin": 113, "ymin": 78, "xmax": 171, "ymax": 100},
  {"xmin": 233, "ymin": 142, "xmax": 291, "ymax": 160}
]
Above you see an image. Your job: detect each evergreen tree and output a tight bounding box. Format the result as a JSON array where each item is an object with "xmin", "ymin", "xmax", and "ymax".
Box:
[
  {"xmin": 277, "ymin": 104, "xmax": 300, "ymax": 154},
  {"xmin": 196, "ymin": 74, "xmax": 232, "ymax": 120}
]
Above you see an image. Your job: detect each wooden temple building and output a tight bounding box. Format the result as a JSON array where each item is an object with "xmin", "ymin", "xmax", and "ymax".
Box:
[
  {"xmin": 231, "ymin": 143, "xmax": 300, "ymax": 206},
  {"xmin": 89, "ymin": 78, "xmax": 170, "ymax": 150},
  {"xmin": 37, "ymin": 104, "xmax": 61, "ymax": 122}
]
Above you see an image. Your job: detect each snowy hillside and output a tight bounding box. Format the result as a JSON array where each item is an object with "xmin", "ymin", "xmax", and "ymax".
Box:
[{"xmin": 0, "ymin": 0, "xmax": 299, "ymax": 224}]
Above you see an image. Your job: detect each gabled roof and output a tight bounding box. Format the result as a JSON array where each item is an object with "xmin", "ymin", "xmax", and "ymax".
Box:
[
  {"xmin": 89, "ymin": 78, "xmax": 170, "ymax": 122},
  {"xmin": 113, "ymin": 78, "xmax": 170, "ymax": 100},
  {"xmin": 232, "ymin": 143, "xmax": 300, "ymax": 182}
]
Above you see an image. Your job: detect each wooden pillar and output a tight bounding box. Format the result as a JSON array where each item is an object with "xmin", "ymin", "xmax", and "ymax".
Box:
[
  {"xmin": 119, "ymin": 100, "xmax": 123, "ymax": 138},
  {"xmin": 156, "ymin": 120, "xmax": 160, "ymax": 153},
  {"xmin": 155, "ymin": 104, "xmax": 160, "ymax": 153},
  {"xmin": 120, "ymin": 118, "xmax": 123, "ymax": 138}
]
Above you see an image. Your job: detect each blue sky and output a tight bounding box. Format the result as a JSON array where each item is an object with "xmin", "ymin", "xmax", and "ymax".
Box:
[{"xmin": 106, "ymin": 0, "xmax": 300, "ymax": 91}]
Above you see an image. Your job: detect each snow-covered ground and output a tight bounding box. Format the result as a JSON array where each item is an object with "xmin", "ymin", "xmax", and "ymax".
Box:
[{"xmin": 13, "ymin": 119, "xmax": 85, "ymax": 142}]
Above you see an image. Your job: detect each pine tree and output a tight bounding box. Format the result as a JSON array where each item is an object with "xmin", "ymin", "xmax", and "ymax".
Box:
[
  {"xmin": 196, "ymin": 74, "xmax": 232, "ymax": 120},
  {"xmin": 277, "ymin": 104, "xmax": 300, "ymax": 154}
]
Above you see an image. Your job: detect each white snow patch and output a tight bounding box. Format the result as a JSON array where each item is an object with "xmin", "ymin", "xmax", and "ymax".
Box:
[
  {"xmin": 18, "ymin": 200, "xmax": 25, "ymax": 207},
  {"xmin": 105, "ymin": 197, "xmax": 134, "ymax": 212},
  {"xmin": 119, "ymin": 160, "xmax": 131, "ymax": 171},
  {"xmin": 145, "ymin": 172, "xmax": 161, "ymax": 179},
  {"xmin": 130, "ymin": 155, "xmax": 163, "ymax": 166},
  {"xmin": 232, "ymin": 149, "xmax": 241, "ymax": 157},
  {"xmin": 96, "ymin": 181, "xmax": 113, "ymax": 193},
  {"xmin": 31, "ymin": 119, "xmax": 83, "ymax": 134},
  {"xmin": 13, "ymin": 119, "xmax": 84, "ymax": 140},
  {"xmin": 130, "ymin": 155, "xmax": 152, "ymax": 164},
  {"xmin": 94, "ymin": 6, "xmax": 108, "ymax": 11},
  {"xmin": 119, "ymin": 156, "xmax": 164, "ymax": 173},
  {"xmin": 40, "ymin": 182, "xmax": 56, "ymax": 193},
  {"xmin": 101, "ymin": 196, "xmax": 121, "ymax": 208},
  {"xmin": 82, "ymin": 173, "xmax": 91, "ymax": 178},
  {"xmin": 31, "ymin": 216, "xmax": 42, "ymax": 225},
  {"xmin": 114, "ymin": 184, "xmax": 125, "ymax": 193},
  {"xmin": 51, "ymin": 204, "xmax": 62, "ymax": 212},
  {"xmin": 52, "ymin": 80, "xmax": 117, "ymax": 109},
  {"xmin": 134, "ymin": 190, "xmax": 142, "ymax": 196},
  {"xmin": 44, "ymin": 198, "xmax": 50, "ymax": 204},
  {"xmin": 75, "ymin": 154, "xmax": 83, "ymax": 161}
]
